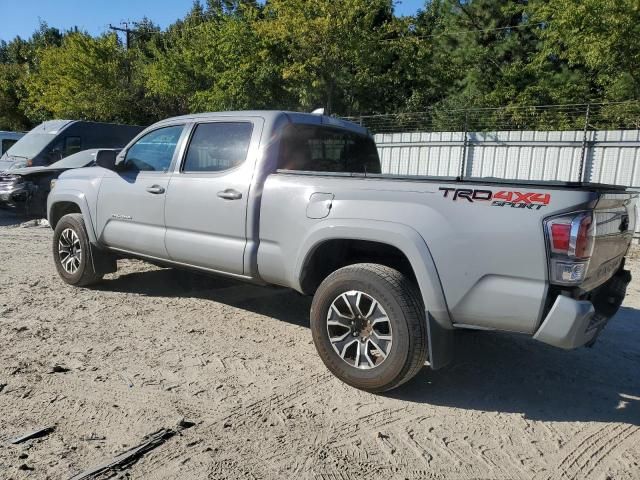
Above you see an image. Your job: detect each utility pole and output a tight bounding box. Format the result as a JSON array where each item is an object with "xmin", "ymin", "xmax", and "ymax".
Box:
[
  {"xmin": 108, "ymin": 21, "xmax": 134, "ymax": 85},
  {"xmin": 108, "ymin": 22, "xmax": 134, "ymax": 49}
]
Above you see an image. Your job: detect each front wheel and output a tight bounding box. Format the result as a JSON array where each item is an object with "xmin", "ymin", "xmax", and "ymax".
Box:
[
  {"xmin": 310, "ymin": 263, "xmax": 428, "ymax": 392},
  {"xmin": 52, "ymin": 213, "xmax": 104, "ymax": 287}
]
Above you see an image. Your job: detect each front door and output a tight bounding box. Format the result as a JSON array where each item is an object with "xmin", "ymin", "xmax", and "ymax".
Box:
[
  {"xmin": 164, "ymin": 118, "xmax": 262, "ymax": 275},
  {"xmin": 96, "ymin": 124, "xmax": 185, "ymax": 259}
]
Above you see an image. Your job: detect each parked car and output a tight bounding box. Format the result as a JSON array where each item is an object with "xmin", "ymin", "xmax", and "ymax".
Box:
[
  {"xmin": 0, "ymin": 149, "xmax": 117, "ymax": 217},
  {"xmin": 0, "ymin": 120, "xmax": 143, "ymax": 171},
  {"xmin": 0, "ymin": 131, "xmax": 25, "ymax": 156},
  {"xmin": 47, "ymin": 111, "xmax": 637, "ymax": 392}
]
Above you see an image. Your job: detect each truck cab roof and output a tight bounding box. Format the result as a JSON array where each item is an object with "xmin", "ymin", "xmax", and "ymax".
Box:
[{"xmin": 154, "ymin": 110, "xmax": 369, "ymax": 137}]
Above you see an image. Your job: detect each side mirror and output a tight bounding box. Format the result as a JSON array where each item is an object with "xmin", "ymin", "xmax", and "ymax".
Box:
[{"xmin": 95, "ymin": 150, "xmax": 117, "ymax": 170}]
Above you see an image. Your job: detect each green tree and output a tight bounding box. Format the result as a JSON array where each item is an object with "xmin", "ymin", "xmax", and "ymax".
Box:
[
  {"xmin": 144, "ymin": 4, "xmax": 290, "ymax": 114},
  {"xmin": 24, "ymin": 32, "xmax": 142, "ymax": 123},
  {"xmin": 0, "ymin": 0, "xmax": 638, "ymax": 131},
  {"xmin": 0, "ymin": 63, "xmax": 30, "ymax": 130},
  {"xmin": 259, "ymin": 0, "xmax": 401, "ymax": 115},
  {"xmin": 535, "ymin": 0, "xmax": 640, "ymax": 102},
  {"xmin": 0, "ymin": 22, "xmax": 64, "ymax": 129}
]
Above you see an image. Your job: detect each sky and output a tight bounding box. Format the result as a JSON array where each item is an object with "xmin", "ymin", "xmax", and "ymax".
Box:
[{"xmin": 0, "ymin": 0, "xmax": 425, "ymax": 42}]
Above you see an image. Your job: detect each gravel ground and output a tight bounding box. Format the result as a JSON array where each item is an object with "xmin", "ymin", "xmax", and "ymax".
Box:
[{"xmin": 0, "ymin": 210, "xmax": 639, "ymax": 480}]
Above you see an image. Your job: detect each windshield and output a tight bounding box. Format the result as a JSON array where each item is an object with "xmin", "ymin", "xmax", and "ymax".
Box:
[
  {"xmin": 5, "ymin": 132, "xmax": 55, "ymax": 159},
  {"xmin": 49, "ymin": 150, "xmax": 96, "ymax": 169}
]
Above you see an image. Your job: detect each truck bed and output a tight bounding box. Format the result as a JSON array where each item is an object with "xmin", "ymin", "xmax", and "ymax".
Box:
[
  {"xmin": 277, "ymin": 169, "xmax": 635, "ymax": 191},
  {"xmin": 259, "ymin": 172, "xmax": 636, "ymax": 334}
]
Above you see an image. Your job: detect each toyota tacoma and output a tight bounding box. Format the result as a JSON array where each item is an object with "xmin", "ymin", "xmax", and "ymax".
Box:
[{"xmin": 47, "ymin": 111, "xmax": 637, "ymax": 392}]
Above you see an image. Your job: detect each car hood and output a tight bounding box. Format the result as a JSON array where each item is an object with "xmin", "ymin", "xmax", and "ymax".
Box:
[
  {"xmin": 0, "ymin": 158, "xmax": 18, "ymax": 172},
  {"xmin": 0, "ymin": 153, "xmax": 33, "ymax": 172},
  {"xmin": 6, "ymin": 165, "xmax": 70, "ymax": 177}
]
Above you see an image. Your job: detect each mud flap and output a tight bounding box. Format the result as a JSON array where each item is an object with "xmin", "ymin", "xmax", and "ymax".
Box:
[
  {"xmin": 89, "ymin": 243, "xmax": 117, "ymax": 275},
  {"xmin": 427, "ymin": 313, "xmax": 454, "ymax": 370}
]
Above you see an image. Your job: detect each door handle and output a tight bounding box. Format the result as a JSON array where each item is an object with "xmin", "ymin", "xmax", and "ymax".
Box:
[
  {"xmin": 217, "ymin": 189, "xmax": 242, "ymax": 200},
  {"xmin": 146, "ymin": 185, "xmax": 165, "ymax": 194}
]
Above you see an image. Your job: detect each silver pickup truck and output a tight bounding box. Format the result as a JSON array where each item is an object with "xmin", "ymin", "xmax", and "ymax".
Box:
[{"xmin": 47, "ymin": 111, "xmax": 637, "ymax": 392}]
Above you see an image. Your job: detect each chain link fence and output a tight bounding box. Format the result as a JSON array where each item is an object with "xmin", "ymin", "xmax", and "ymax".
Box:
[
  {"xmin": 344, "ymin": 101, "xmax": 640, "ymax": 134},
  {"xmin": 343, "ymin": 102, "xmax": 640, "ymax": 238},
  {"xmin": 340, "ymin": 102, "xmax": 640, "ymax": 189}
]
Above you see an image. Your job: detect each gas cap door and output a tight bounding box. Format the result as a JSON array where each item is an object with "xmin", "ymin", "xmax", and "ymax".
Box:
[{"xmin": 306, "ymin": 192, "xmax": 334, "ymax": 219}]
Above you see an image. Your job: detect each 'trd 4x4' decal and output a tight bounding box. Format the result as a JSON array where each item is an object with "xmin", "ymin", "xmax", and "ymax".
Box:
[{"xmin": 439, "ymin": 187, "xmax": 551, "ymax": 210}]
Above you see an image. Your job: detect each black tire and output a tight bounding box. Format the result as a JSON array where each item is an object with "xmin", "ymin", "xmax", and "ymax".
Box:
[
  {"xmin": 310, "ymin": 263, "xmax": 428, "ymax": 392},
  {"xmin": 52, "ymin": 213, "xmax": 104, "ymax": 287}
]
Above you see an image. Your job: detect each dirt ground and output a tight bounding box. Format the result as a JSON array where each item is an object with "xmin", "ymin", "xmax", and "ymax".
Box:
[{"xmin": 0, "ymin": 210, "xmax": 639, "ymax": 480}]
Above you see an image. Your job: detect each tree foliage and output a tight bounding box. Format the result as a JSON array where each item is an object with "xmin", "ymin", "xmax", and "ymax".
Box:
[
  {"xmin": 0, "ymin": 0, "xmax": 638, "ymax": 131},
  {"xmin": 25, "ymin": 33, "xmax": 139, "ymax": 123}
]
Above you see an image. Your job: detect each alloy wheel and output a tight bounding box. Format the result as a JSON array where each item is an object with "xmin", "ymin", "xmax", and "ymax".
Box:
[
  {"xmin": 58, "ymin": 228, "xmax": 82, "ymax": 274},
  {"xmin": 326, "ymin": 290, "xmax": 393, "ymax": 369}
]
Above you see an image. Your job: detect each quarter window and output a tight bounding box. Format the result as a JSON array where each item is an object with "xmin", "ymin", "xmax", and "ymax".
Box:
[
  {"xmin": 183, "ymin": 122, "xmax": 253, "ymax": 172},
  {"xmin": 124, "ymin": 125, "xmax": 184, "ymax": 172}
]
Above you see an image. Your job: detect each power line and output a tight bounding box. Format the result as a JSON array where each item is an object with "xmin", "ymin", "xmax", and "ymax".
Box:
[
  {"xmin": 352, "ymin": 100, "xmax": 640, "ymax": 119},
  {"xmin": 379, "ymin": 21, "xmax": 548, "ymax": 42},
  {"xmin": 103, "ymin": 12, "xmax": 548, "ymax": 43},
  {"xmin": 343, "ymin": 101, "xmax": 640, "ymax": 134}
]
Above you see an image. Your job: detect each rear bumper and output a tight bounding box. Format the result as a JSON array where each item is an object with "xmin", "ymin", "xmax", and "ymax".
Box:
[{"xmin": 533, "ymin": 268, "xmax": 631, "ymax": 349}]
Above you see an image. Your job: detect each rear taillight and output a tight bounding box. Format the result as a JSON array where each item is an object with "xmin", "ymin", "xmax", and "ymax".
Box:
[
  {"xmin": 550, "ymin": 223, "xmax": 570, "ymax": 253},
  {"xmin": 545, "ymin": 212, "xmax": 595, "ymax": 285}
]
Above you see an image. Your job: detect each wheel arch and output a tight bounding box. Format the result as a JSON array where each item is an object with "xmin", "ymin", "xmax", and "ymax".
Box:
[
  {"xmin": 48, "ymin": 190, "xmax": 97, "ymax": 243},
  {"xmin": 295, "ymin": 220, "xmax": 454, "ymax": 369}
]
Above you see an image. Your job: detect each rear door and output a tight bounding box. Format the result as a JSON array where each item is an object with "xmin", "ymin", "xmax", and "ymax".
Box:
[
  {"xmin": 96, "ymin": 124, "xmax": 186, "ymax": 258},
  {"xmin": 164, "ymin": 117, "xmax": 263, "ymax": 275}
]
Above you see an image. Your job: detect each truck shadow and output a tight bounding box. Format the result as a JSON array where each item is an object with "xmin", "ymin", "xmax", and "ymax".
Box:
[
  {"xmin": 98, "ymin": 267, "xmax": 640, "ymax": 426},
  {"xmin": 96, "ymin": 266, "xmax": 314, "ymax": 327},
  {"xmin": 390, "ymin": 306, "xmax": 640, "ymax": 426}
]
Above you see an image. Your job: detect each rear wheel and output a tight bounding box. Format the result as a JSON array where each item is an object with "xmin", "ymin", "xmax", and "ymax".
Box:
[
  {"xmin": 310, "ymin": 263, "xmax": 428, "ymax": 392},
  {"xmin": 52, "ymin": 213, "xmax": 104, "ymax": 287}
]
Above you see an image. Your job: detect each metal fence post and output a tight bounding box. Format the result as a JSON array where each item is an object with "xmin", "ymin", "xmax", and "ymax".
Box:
[
  {"xmin": 460, "ymin": 111, "xmax": 469, "ymax": 180},
  {"xmin": 578, "ymin": 103, "xmax": 591, "ymax": 183}
]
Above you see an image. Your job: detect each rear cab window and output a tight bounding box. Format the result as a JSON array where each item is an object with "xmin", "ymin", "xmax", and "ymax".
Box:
[{"xmin": 278, "ymin": 124, "xmax": 380, "ymax": 174}]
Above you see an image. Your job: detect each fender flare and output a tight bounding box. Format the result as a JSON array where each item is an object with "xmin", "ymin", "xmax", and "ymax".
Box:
[
  {"xmin": 295, "ymin": 219, "xmax": 454, "ymax": 369},
  {"xmin": 47, "ymin": 189, "xmax": 98, "ymax": 244}
]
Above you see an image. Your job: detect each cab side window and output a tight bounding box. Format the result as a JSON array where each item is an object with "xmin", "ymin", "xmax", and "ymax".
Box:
[
  {"xmin": 182, "ymin": 122, "xmax": 253, "ymax": 173},
  {"xmin": 124, "ymin": 125, "xmax": 184, "ymax": 172}
]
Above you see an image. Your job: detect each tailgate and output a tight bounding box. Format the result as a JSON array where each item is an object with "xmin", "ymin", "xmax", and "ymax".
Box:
[{"xmin": 582, "ymin": 191, "xmax": 638, "ymax": 291}]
